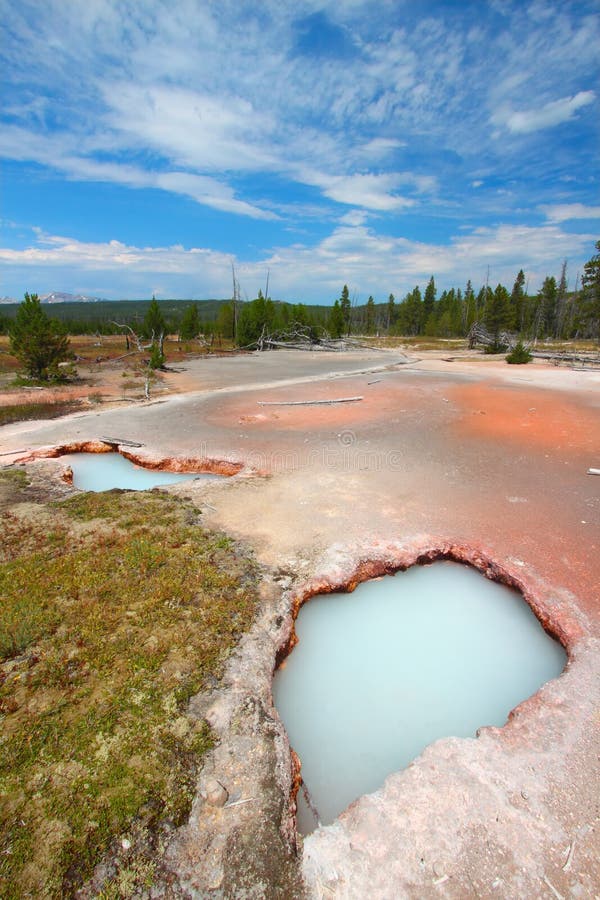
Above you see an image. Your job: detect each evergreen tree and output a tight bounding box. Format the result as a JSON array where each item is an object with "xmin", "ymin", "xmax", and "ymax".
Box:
[
  {"xmin": 386, "ymin": 293, "xmax": 396, "ymax": 332},
  {"xmin": 539, "ymin": 276, "xmax": 558, "ymax": 338},
  {"xmin": 442, "ymin": 288, "xmax": 462, "ymax": 336},
  {"xmin": 464, "ymin": 280, "xmax": 476, "ymax": 331},
  {"xmin": 581, "ymin": 240, "xmax": 600, "ymax": 341},
  {"xmin": 280, "ymin": 303, "xmax": 292, "ymax": 327},
  {"xmin": 236, "ymin": 305, "xmax": 256, "ymax": 346},
  {"xmin": 510, "ymin": 270, "xmax": 526, "ymax": 332},
  {"xmin": 422, "ymin": 276, "xmax": 436, "ymax": 330},
  {"xmin": 365, "ymin": 295, "xmax": 376, "ymax": 334},
  {"xmin": 506, "ymin": 341, "xmax": 533, "ymax": 364},
  {"xmin": 476, "ymin": 285, "xmax": 492, "ymax": 321},
  {"xmin": 339, "ymin": 285, "xmax": 351, "ymax": 335},
  {"xmin": 236, "ymin": 294, "xmax": 277, "ymax": 346},
  {"xmin": 484, "ymin": 284, "xmax": 510, "ymax": 349},
  {"xmin": 216, "ymin": 301, "xmax": 235, "ymax": 341},
  {"xmin": 402, "ymin": 286, "xmax": 422, "ymax": 335},
  {"xmin": 555, "ymin": 261, "xmax": 568, "ymax": 339},
  {"xmin": 292, "ymin": 302, "xmax": 308, "ymax": 327},
  {"xmin": 9, "ymin": 292, "xmax": 70, "ymax": 380},
  {"xmin": 179, "ymin": 303, "xmax": 201, "ymax": 340},
  {"xmin": 148, "ymin": 341, "xmax": 165, "ymax": 370},
  {"xmin": 143, "ymin": 296, "xmax": 167, "ymax": 340},
  {"xmin": 328, "ymin": 299, "xmax": 345, "ymax": 338}
]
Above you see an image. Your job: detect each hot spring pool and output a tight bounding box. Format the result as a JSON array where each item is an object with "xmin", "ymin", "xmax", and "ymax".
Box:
[
  {"xmin": 67, "ymin": 452, "xmax": 221, "ymax": 492},
  {"xmin": 272, "ymin": 560, "xmax": 566, "ymax": 833}
]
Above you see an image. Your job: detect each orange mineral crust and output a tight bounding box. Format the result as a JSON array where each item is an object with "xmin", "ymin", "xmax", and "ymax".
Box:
[
  {"xmin": 446, "ymin": 381, "xmax": 600, "ymax": 457},
  {"xmin": 202, "ymin": 374, "xmax": 457, "ymax": 434}
]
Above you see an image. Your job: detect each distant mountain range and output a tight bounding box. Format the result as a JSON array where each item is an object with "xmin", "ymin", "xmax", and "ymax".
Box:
[
  {"xmin": 0, "ymin": 291, "xmax": 106, "ymax": 304},
  {"xmin": 42, "ymin": 291, "xmax": 106, "ymax": 304}
]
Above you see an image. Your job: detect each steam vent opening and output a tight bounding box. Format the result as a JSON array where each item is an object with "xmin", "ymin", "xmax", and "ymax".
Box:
[
  {"xmin": 272, "ymin": 560, "xmax": 566, "ymax": 835},
  {"xmin": 67, "ymin": 452, "xmax": 221, "ymax": 492}
]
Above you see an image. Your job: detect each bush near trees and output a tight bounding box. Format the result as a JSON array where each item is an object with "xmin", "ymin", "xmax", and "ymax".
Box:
[
  {"xmin": 148, "ymin": 342, "xmax": 165, "ymax": 370},
  {"xmin": 9, "ymin": 292, "xmax": 71, "ymax": 380},
  {"xmin": 506, "ymin": 341, "xmax": 533, "ymax": 364}
]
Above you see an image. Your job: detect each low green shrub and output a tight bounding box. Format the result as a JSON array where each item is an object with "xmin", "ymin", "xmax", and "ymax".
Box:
[{"xmin": 506, "ymin": 341, "xmax": 533, "ymax": 364}]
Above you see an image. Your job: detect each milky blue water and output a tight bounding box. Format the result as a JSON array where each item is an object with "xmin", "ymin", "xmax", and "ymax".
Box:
[
  {"xmin": 272, "ymin": 561, "xmax": 566, "ymax": 832},
  {"xmin": 67, "ymin": 452, "xmax": 220, "ymax": 491}
]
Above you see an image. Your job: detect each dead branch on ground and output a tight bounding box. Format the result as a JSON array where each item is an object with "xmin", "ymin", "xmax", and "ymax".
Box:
[{"xmin": 257, "ymin": 396, "xmax": 363, "ymax": 406}]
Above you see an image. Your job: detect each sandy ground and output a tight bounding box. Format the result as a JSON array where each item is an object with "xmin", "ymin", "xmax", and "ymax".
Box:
[{"xmin": 1, "ymin": 348, "xmax": 599, "ymax": 898}]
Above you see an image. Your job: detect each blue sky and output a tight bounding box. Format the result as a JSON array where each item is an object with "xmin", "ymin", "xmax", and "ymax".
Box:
[{"xmin": 1, "ymin": 0, "xmax": 599, "ymax": 303}]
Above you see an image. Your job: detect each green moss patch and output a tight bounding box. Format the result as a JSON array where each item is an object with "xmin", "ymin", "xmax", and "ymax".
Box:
[{"xmin": 0, "ymin": 479, "xmax": 260, "ymax": 897}]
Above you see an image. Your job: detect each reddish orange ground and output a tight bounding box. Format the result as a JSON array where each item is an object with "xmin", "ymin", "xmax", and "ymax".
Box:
[
  {"xmin": 447, "ymin": 382, "xmax": 600, "ymax": 457},
  {"xmin": 204, "ymin": 377, "xmax": 443, "ymax": 432}
]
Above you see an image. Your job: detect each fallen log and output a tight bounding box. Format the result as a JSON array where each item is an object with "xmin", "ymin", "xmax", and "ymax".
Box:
[
  {"xmin": 257, "ymin": 396, "xmax": 363, "ymax": 407},
  {"xmin": 96, "ymin": 350, "xmax": 140, "ymax": 364},
  {"xmin": 101, "ymin": 437, "xmax": 144, "ymax": 447},
  {"xmin": 261, "ymin": 340, "xmax": 328, "ymax": 351},
  {"xmin": 531, "ymin": 351, "xmax": 600, "ymax": 368}
]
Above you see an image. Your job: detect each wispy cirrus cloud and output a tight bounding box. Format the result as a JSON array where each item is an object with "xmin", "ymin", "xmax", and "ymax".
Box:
[
  {"xmin": 0, "ymin": 124, "xmax": 276, "ymax": 220},
  {"xmin": 101, "ymin": 83, "xmax": 278, "ymax": 173},
  {"xmin": 298, "ymin": 172, "xmax": 417, "ymax": 211},
  {"xmin": 540, "ymin": 203, "xmax": 600, "ymax": 223},
  {"xmin": 492, "ymin": 90, "xmax": 596, "ymax": 134}
]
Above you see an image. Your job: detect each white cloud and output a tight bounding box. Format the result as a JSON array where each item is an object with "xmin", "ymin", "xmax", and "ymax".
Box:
[
  {"xmin": 298, "ymin": 170, "xmax": 418, "ymax": 211},
  {"xmin": 102, "ymin": 84, "xmax": 278, "ymax": 172},
  {"xmin": 154, "ymin": 173, "xmax": 278, "ymax": 220},
  {"xmin": 354, "ymin": 138, "xmax": 405, "ymax": 160},
  {"xmin": 321, "ymin": 174, "xmax": 415, "ymax": 211},
  {"xmin": 492, "ymin": 90, "xmax": 595, "ymax": 134},
  {"xmin": 2, "ymin": 222, "xmax": 593, "ymax": 302},
  {"xmin": 338, "ymin": 210, "xmax": 370, "ymax": 227},
  {"xmin": 262, "ymin": 221, "xmax": 595, "ymax": 299},
  {"xmin": 0, "ymin": 125, "xmax": 276, "ymax": 220},
  {"xmin": 1, "ymin": 1, "xmax": 598, "ymax": 244},
  {"xmin": 0, "ymin": 231, "xmax": 235, "ymax": 297},
  {"xmin": 540, "ymin": 203, "xmax": 600, "ymax": 223}
]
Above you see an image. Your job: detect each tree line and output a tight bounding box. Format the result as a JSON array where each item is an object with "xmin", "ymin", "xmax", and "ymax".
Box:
[
  {"xmin": 327, "ymin": 245, "xmax": 600, "ymax": 343},
  {"xmin": 3, "ymin": 242, "xmax": 599, "ymax": 371},
  {"xmin": 208, "ymin": 239, "xmax": 600, "ymax": 346},
  {"xmin": 0, "ymin": 297, "xmax": 228, "ymax": 338}
]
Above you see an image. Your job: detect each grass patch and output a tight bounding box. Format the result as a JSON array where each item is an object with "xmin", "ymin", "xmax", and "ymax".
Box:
[
  {"xmin": 365, "ymin": 336, "xmax": 469, "ymax": 350},
  {"xmin": 0, "ymin": 468, "xmax": 28, "ymax": 489},
  {"xmin": 0, "ymin": 400, "xmax": 82, "ymax": 426},
  {"xmin": 0, "ymin": 479, "xmax": 260, "ymax": 897}
]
